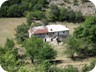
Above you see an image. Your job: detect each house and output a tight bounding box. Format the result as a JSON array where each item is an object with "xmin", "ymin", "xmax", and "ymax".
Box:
[{"xmin": 28, "ymin": 24, "xmax": 69, "ymax": 42}]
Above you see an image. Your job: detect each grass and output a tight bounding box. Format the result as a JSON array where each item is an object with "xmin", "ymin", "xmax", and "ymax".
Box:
[{"xmin": 0, "ymin": 18, "xmax": 26, "ymax": 46}]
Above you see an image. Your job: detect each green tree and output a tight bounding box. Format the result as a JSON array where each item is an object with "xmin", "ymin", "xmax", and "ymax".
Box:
[
  {"xmin": 5, "ymin": 39, "xmax": 15, "ymax": 48},
  {"xmin": 16, "ymin": 23, "xmax": 29, "ymax": 43},
  {"xmin": 23, "ymin": 36, "xmax": 57, "ymax": 64},
  {"xmin": 0, "ymin": 6, "xmax": 8, "ymax": 17},
  {"xmin": 7, "ymin": 4, "xmax": 21, "ymax": 17},
  {"xmin": 26, "ymin": 11, "xmax": 45, "ymax": 25},
  {"xmin": 75, "ymin": 11, "xmax": 84, "ymax": 23},
  {"xmin": 33, "ymin": 11, "xmax": 45, "ymax": 20},
  {"xmin": 26, "ymin": 12, "xmax": 35, "ymax": 25},
  {"xmin": 59, "ymin": 7, "xmax": 67, "ymax": 21},
  {"xmin": 67, "ymin": 16, "xmax": 96, "ymax": 57},
  {"xmin": 47, "ymin": 4, "xmax": 60, "ymax": 21},
  {"xmin": 0, "ymin": 39, "xmax": 19, "ymax": 72}
]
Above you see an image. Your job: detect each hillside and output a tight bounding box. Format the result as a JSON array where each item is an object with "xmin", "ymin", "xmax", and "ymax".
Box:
[
  {"xmin": 0, "ymin": 0, "xmax": 96, "ymax": 72},
  {"xmin": 0, "ymin": 18, "xmax": 95, "ymax": 72},
  {"xmin": 49, "ymin": 0, "xmax": 96, "ymax": 15},
  {"xmin": 0, "ymin": 0, "xmax": 96, "ymax": 18}
]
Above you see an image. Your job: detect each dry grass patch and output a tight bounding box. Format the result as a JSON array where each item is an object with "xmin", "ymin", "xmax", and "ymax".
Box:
[{"xmin": 0, "ymin": 18, "xmax": 26, "ymax": 46}]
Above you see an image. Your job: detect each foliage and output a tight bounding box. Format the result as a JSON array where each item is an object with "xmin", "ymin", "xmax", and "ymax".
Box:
[
  {"xmin": 82, "ymin": 59, "xmax": 96, "ymax": 72},
  {"xmin": 5, "ymin": 38, "xmax": 15, "ymax": 48},
  {"xmin": 0, "ymin": 39, "xmax": 19, "ymax": 72},
  {"xmin": 26, "ymin": 12, "xmax": 34, "ymax": 25},
  {"xmin": 34, "ymin": 61, "xmax": 51, "ymax": 72},
  {"xmin": 64, "ymin": 65, "xmax": 78, "ymax": 72},
  {"xmin": 42, "ymin": 19, "xmax": 49, "ymax": 25},
  {"xmin": 26, "ymin": 11, "xmax": 45, "ymax": 25},
  {"xmin": 0, "ymin": 0, "xmax": 47, "ymax": 17},
  {"xmin": 66, "ymin": 16, "xmax": 96, "ymax": 57},
  {"xmin": 16, "ymin": 23, "xmax": 29, "ymax": 43},
  {"xmin": 7, "ymin": 4, "xmax": 21, "ymax": 17},
  {"xmin": 65, "ymin": 35, "xmax": 82, "ymax": 58},
  {"xmin": 46, "ymin": 4, "xmax": 60, "ymax": 21},
  {"xmin": 47, "ymin": 6, "xmax": 84, "ymax": 23},
  {"xmin": 23, "ymin": 36, "xmax": 57, "ymax": 64},
  {"xmin": 59, "ymin": 7, "xmax": 68, "ymax": 21},
  {"xmin": 75, "ymin": 11, "xmax": 85, "ymax": 23},
  {"xmin": 0, "ymin": 6, "xmax": 8, "ymax": 17}
]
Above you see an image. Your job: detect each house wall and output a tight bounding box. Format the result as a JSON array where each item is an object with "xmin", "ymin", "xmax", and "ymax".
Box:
[{"xmin": 34, "ymin": 30, "xmax": 69, "ymax": 42}]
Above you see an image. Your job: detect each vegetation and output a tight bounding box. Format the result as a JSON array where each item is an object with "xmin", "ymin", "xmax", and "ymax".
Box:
[
  {"xmin": 0, "ymin": 0, "xmax": 47, "ymax": 17},
  {"xmin": 15, "ymin": 23, "xmax": 29, "ymax": 43},
  {"xmin": 0, "ymin": 0, "xmax": 85, "ymax": 23},
  {"xmin": 0, "ymin": 0, "xmax": 95, "ymax": 71},
  {"xmin": 82, "ymin": 59, "xmax": 96, "ymax": 72},
  {"xmin": 46, "ymin": 6, "xmax": 84, "ymax": 23},
  {"xmin": 23, "ymin": 36, "xmax": 57, "ymax": 64},
  {"xmin": 66, "ymin": 16, "xmax": 96, "ymax": 58},
  {"xmin": 0, "ymin": 39, "xmax": 19, "ymax": 71}
]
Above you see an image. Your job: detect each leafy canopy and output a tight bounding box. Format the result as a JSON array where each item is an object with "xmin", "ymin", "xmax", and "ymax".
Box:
[{"xmin": 23, "ymin": 36, "xmax": 57, "ymax": 64}]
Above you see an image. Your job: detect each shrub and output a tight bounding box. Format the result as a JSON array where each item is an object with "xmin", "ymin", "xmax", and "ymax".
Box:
[
  {"xmin": 0, "ymin": 39, "xmax": 19, "ymax": 72},
  {"xmin": 5, "ymin": 39, "xmax": 15, "ymax": 48},
  {"xmin": 16, "ymin": 23, "xmax": 29, "ymax": 43}
]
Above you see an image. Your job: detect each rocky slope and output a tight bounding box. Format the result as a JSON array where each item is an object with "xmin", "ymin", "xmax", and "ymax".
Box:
[{"xmin": 48, "ymin": 0, "xmax": 96, "ymax": 15}]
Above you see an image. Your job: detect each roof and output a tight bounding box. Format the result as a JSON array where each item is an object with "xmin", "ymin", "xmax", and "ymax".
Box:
[
  {"xmin": 29, "ymin": 24, "xmax": 69, "ymax": 34},
  {"xmin": 34, "ymin": 28, "xmax": 48, "ymax": 34},
  {"xmin": 46, "ymin": 24, "xmax": 69, "ymax": 32}
]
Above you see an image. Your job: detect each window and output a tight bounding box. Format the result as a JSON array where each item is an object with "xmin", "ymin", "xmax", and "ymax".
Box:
[
  {"xmin": 50, "ymin": 29, "xmax": 52, "ymax": 31},
  {"xmin": 63, "ymin": 31, "xmax": 65, "ymax": 33}
]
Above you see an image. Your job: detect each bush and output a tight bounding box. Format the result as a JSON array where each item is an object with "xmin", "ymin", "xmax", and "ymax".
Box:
[
  {"xmin": 5, "ymin": 39, "xmax": 15, "ymax": 48},
  {"xmin": 16, "ymin": 23, "xmax": 29, "ymax": 43},
  {"xmin": 0, "ymin": 39, "xmax": 19, "ymax": 72}
]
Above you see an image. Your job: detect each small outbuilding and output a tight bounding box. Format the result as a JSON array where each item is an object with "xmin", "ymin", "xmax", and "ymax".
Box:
[{"xmin": 28, "ymin": 24, "xmax": 69, "ymax": 42}]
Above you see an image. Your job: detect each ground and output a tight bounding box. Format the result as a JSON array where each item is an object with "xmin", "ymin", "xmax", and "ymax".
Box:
[
  {"xmin": 0, "ymin": 18, "xmax": 26, "ymax": 46},
  {"xmin": 0, "ymin": 18, "xmax": 95, "ymax": 71}
]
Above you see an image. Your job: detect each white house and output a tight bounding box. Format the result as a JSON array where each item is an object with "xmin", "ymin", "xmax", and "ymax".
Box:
[{"xmin": 28, "ymin": 24, "xmax": 69, "ymax": 42}]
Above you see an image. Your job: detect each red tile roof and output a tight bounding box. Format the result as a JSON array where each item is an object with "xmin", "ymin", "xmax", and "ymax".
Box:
[{"xmin": 33, "ymin": 28, "xmax": 48, "ymax": 34}]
